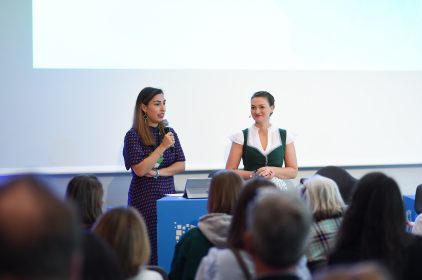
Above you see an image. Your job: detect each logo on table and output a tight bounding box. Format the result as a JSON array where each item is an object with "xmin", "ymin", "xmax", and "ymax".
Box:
[{"xmin": 174, "ymin": 222, "xmax": 196, "ymax": 241}]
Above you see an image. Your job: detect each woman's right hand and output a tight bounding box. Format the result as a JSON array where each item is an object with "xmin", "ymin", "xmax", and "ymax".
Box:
[{"xmin": 161, "ymin": 132, "xmax": 175, "ymax": 149}]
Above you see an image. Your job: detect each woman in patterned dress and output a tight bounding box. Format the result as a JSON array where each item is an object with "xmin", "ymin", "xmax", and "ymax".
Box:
[
  {"xmin": 226, "ymin": 91, "xmax": 298, "ymax": 185},
  {"xmin": 123, "ymin": 87, "xmax": 186, "ymax": 265}
]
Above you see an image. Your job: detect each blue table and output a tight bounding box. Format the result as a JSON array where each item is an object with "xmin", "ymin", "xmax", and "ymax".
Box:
[
  {"xmin": 157, "ymin": 196, "xmax": 208, "ymax": 272},
  {"xmin": 403, "ymin": 194, "xmax": 417, "ymax": 222}
]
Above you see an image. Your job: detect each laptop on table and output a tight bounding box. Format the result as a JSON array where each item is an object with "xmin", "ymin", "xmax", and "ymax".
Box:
[{"xmin": 183, "ymin": 178, "xmax": 212, "ymax": 199}]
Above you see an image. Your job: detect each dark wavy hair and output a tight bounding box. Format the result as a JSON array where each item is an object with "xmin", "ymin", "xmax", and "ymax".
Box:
[{"xmin": 333, "ymin": 172, "xmax": 408, "ymax": 278}]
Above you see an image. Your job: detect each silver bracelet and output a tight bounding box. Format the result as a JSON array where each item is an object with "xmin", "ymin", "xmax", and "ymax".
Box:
[{"xmin": 153, "ymin": 168, "xmax": 160, "ymax": 179}]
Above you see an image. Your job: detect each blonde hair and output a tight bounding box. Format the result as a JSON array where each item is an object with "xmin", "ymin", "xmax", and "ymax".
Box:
[
  {"xmin": 303, "ymin": 175, "xmax": 345, "ymax": 221},
  {"xmin": 93, "ymin": 207, "xmax": 150, "ymax": 278}
]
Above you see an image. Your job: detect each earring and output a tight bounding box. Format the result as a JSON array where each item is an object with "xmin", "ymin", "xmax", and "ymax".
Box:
[{"xmin": 143, "ymin": 112, "xmax": 148, "ymax": 123}]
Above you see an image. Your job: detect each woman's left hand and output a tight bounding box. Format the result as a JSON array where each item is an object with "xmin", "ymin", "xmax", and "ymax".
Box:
[{"xmin": 257, "ymin": 167, "xmax": 275, "ymax": 179}]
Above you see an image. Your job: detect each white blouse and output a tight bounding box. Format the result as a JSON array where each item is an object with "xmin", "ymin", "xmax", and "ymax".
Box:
[{"xmin": 229, "ymin": 125, "xmax": 294, "ymax": 155}]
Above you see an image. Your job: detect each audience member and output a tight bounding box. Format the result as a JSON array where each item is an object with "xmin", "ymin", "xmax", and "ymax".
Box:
[
  {"xmin": 329, "ymin": 172, "xmax": 422, "ymax": 280},
  {"xmin": 0, "ymin": 175, "xmax": 80, "ymax": 280},
  {"xmin": 196, "ymin": 177, "xmax": 311, "ymax": 280},
  {"xmin": 195, "ymin": 177, "xmax": 277, "ymax": 280},
  {"xmin": 80, "ymin": 231, "xmax": 124, "ymax": 280},
  {"xmin": 314, "ymin": 262, "xmax": 392, "ymax": 280},
  {"xmin": 66, "ymin": 175, "xmax": 104, "ymax": 230},
  {"xmin": 315, "ymin": 166, "xmax": 357, "ymax": 204},
  {"xmin": 302, "ymin": 175, "xmax": 345, "ymax": 273},
  {"xmin": 244, "ymin": 188, "xmax": 312, "ymax": 280},
  {"xmin": 93, "ymin": 207, "xmax": 162, "ymax": 280},
  {"xmin": 169, "ymin": 170, "xmax": 243, "ymax": 280}
]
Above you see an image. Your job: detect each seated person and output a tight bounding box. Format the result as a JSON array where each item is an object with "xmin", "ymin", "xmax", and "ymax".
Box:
[
  {"xmin": 301, "ymin": 175, "xmax": 345, "ymax": 273},
  {"xmin": 66, "ymin": 175, "xmax": 104, "ymax": 230},
  {"xmin": 329, "ymin": 172, "xmax": 422, "ymax": 280},
  {"xmin": 169, "ymin": 170, "xmax": 243, "ymax": 280},
  {"xmin": 81, "ymin": 231, "xmax": 124, "ymax": 280},
  {"xmin": 93, "ymin": 207, "xmax": 163, "ymax": 280},
  {"xmin": 0, "ymin": 175, "xmax": 80, "ymax": 279},
  {"xmin": 243, "ymin": 188, "xmax": 312, "ymax": 280}
]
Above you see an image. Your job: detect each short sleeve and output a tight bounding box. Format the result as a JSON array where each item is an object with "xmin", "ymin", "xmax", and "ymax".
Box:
[
  {"xmin": 171, "ymin": 128, "xmax": 186, "ymax": 162},
  {"xmin": 123, "ymin": 129, "xmax": 149, "ymax": 170},
  {"xmin": 286, "ymin": 130, "xmax": 295, "ymax": 145},
  {"xmin": 229, "ymin": 131, "xmax": 244, "ymax": 145}
]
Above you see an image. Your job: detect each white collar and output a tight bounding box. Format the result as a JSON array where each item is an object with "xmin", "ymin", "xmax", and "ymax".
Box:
[{"xmin": 251, "ymin": 124, "xmax": 275, "ymax": 132}]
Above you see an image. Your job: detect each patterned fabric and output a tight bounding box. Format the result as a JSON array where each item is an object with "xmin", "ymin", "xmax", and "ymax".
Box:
[
  {"xmin": 306, "ymin": 217, "xmax": 342, "ymax": 264},
  {"xmin": 123, "ymin": 126, "xmax": 185, "ymax": 265}
]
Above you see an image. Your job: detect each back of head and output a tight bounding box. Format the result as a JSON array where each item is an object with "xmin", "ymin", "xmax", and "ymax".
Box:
[
  {"xmin": 335, "ymin": 172, "xmax": 407, "ymax": 276},
  {"xmin": 228, "ymin": 177, "xmax": 277, "ymax": 249},
  {"xmin": 316, "ymin": 166, "xmax": 357, "ymax": 204},
  {"xmin": 303, "ymin": 174, "xmax": 345, "ymax": 221},
  {"xmin": 247, "ymin": 189, "xmax": 311, "ymax": 269},
  {"xmin": 93, "ymin": 207, "xmax": 150, "ymax": 278},
  {"xmin": 81, "ymin": 231, "xmax": 124, "ymax": 280},
  {"xmin": 0, "ymin": 175, "xmax": 79, "ymax": 280},
  {"xmin": 207, "ymin": 170, "xmax": 243, "ymax": 214},
  {"xmin": 66, "ymin": 175, "xmax": 104, "ymax": 229}
]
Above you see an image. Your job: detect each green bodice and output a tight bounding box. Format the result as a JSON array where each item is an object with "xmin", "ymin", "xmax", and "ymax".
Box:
[{"xmin": 241, "ymin": 128, "xmax": 286, "ymax": 171}]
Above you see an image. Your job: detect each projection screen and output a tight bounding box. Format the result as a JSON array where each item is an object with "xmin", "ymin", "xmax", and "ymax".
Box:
[{"xmin": 1, "ymin": 0, "xmax": 421, "ymax": 174}]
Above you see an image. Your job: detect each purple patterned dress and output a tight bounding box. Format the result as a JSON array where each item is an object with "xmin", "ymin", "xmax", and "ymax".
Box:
[{"xmin": 123, "ymin": 126, "xmax": 185, "ymax": 265}]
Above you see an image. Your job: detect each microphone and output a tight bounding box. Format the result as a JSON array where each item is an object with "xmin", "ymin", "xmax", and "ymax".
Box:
[{"xmin": 162, "ymin": 119, "xmax": 174, "ymax": 152}]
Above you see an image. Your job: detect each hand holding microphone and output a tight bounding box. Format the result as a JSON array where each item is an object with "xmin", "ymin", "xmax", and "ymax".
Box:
[
  {"xmin": 162, "ymin": 131, "xmax": 175, "ymax": 149},
  {"xmin": 162, "ymin": 119, "xmax": 175, "ymax": 152}
]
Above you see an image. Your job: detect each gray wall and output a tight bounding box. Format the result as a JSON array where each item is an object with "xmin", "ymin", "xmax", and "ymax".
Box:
[{"xmin": 21, "ymin": 165, "xmax": 422, "ymax": 209}]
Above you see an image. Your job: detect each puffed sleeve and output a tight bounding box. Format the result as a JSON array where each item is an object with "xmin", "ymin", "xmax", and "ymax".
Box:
[
  {"xmin": 171, "ymin": 128, "xmax": 186, "ymax": 162},
  {"xmin": 123, "ymin": 129, "xmax": 149, "ymax": 170},
  {"xmin": 286, "ymin": 130, "xmax": 295, "ymax": 145},
  {"xmin": 229, "ymin": 131, "xmax": 244, "ymax": 145}
]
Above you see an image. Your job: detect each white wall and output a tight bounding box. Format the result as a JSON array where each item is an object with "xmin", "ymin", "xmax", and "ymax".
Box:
[
  {"xmin": 1, "ymin": 1, "xmax": 421, "ymax": 205},
  {"xmin": 1, "ymin": 0, "xmax": 422, "ymax": 174}
]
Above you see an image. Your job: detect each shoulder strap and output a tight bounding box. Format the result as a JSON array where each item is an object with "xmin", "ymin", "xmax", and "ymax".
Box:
[
  {"xmin": 279, "ymin": 128, "xmax": 286, "ymax": 148},
  {"xmin": 242, "ymin": 129, "xmax": 248, "ymax": 146},
  {"xmin": 242, "ymin": 129, "xmax": 248, "ymax": 156},
  {"xmin": 231, "ymin": 249, "xmax": 252, "ymax": 280}
]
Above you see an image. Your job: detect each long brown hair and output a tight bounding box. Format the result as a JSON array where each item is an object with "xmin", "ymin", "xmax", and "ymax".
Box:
[
  {"xmin": 66, "ymin": 175, "xmax": 103, "ymax": 228},
  {"xmin": 132, "ymin": 87, "xmax": 165, "ymax": 146},
  {"xmin": 207, "ymin": 170, "xmax": 243, "ymax": 214}
]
